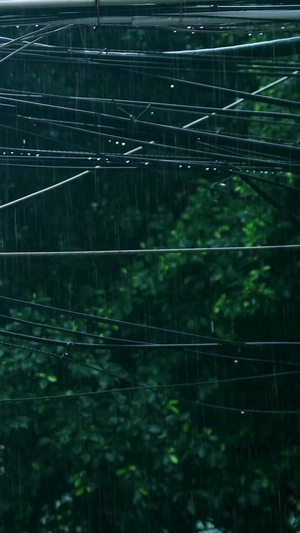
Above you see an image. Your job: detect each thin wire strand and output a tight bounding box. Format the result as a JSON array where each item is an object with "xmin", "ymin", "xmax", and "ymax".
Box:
[
  {"xmin": 0, "ymin": 170, "xmax": 89, "ymax": 210},
  {"xmin": 21, "ymin": 107, "xmax": 300, "ymax": 165},
  {"xmin": 1, "ymin": 311, "xmax": 300, "ymax": 368},
  {"xmin": 183, "ymin": 70, "xmax": 299, "ymax": 129},
  {"xmin": 131, "ymin": 70, "xmax": 300, "ymax": 112},
  {"xmin": 0, "ymin": 24, "xmax": 72, "ymax": 65},
  {"xmin": 184, "ymin": 348, "xmax": 300, "ymax": 369},
  {"xmin": 0, "ymin": 244, "xmax": 299, "ymax": 257},
  {"xmin": 0, "ymin": 313, "xmax": 144, "ymax": 345},
  {"xmin": 1, "ymin": 369, "xmax": 299, "ymax": 404},
  {"xmin": 1, "ymin": 338, "xmax": 299, "ymax": 415},
  {"xmin": 0, "ymin": 165, "xmax": 139, "ymax": 210},
  {"xmin": 167, "ymin": 36, "xmax": 300, "ymax": 56},
  {"xmin": 1, "ymin": 294, "xmax": 299, "ymax": 349},
  {"xmin": 1, "ymin": 327, "xmax": 300, "ymax": 349},
  {"xmin": 4, "ymin": 88, "xmax": 300, "ymax": 121}
]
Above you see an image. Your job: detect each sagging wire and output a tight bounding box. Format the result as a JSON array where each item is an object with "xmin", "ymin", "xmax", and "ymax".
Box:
[
  {"xmin": 0, "ymin": 338, "xmax": 300, "ymax": 415},
  {"xmin": 0, "ymin": 326, "xmax": 284, "ymax": 349},
  {"xmin": 1, "ymin": 294, "xmax": 299, "ymax": 347},
  {"xmin": 23, "ymin": 32, "xmax": 300, "ymax": 61},
  {"xmin": 0, "ymin": 314, "xmax": 300, "ymax": 351},
  {"xmin": 1, "ymin": 307, "xmax": 300, "ymax": 368},
  {"xmin": 2, "ymin": 326, "xmax": 300, "ymax": 349}
]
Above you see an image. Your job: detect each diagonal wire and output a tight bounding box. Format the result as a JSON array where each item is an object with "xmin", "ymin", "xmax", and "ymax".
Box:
[
  {"xmin": 1, "ymin": 327, "xmax": 300, "ymax": 349},
  {"xmin": 1, "ymin": 294, "xmax": 300, "ymax": 348},
  {"xmin": 0, "ymin": 170, "xmax": 90, "ymax": 211},
  {"xmin": 1, "ymin": 311, "xmax": 300, "ymax": 368},
  {"xmin": 0, "ymin": 338, "xmax": 299, "ymax": 415},
  {"xmin": 231, "ymin": 166, "xmax": 300, "ymax": 227},
  {"xmin": 0, "ymin": 24, "xmax": 72, "ymax": 65},
  {"xmin": 0, "ymin": 314, "xmax": 144, "ymax": 345}
]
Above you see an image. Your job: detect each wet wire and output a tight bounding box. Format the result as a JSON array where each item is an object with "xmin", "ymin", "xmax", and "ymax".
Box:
[
  {"xmin": 0, "ymin": 167, "xmax": 138, "ymax": 211},
  {"xmin": 2, "ymin": 88, "xmax": 300, "ymax": 121},
  {"xmin": 128, "ymin": 70, "xmax": 300, "ymax": 112},
  {"xmin": 0, "ymin": 24, "xmax": 72, "ymax": 65},
  {"xmin": 1, "ymin": 316, "xmax": 300, "ymax": 350},
  {"xmin": 0, "ymin": 313, "xmax": 144, "ymax": 345},
  {"xmin": 0, "ymin": 170, "xmax": 89, "ymax": 211},
  {"xmin": 0, "ymin": 326, "xmax": 294, "ymax": 349},
  {"xmin": 0, "ymin": 244, "xmax": 299, "ymax": 258},
  {"xmin": 1, "ymin": 294, "xmax": 299, "ymax": 349},
  {"xmin": 1, "ymin": 65, "xmax": 299, "ymax": 176},
  {"xmin": 2, "ymin": 310, "xmax": 300, "ymax": 368},
  {"xmin": 0, "ymin": 338, "xmax": 299, "ymax": 415}
]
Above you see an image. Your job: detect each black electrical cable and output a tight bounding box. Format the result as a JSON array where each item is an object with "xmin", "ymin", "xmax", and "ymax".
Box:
[
  {"xmin": 128, "ymin": 70, "xmax": 300, "ymax": 112},
  {"xmin": 0, "ymin": 295, "xmax": 237, "ymax": 343},
  {"xmin": 0, "ymin": 338, "xmax": 299, "ymax": 415},
  {"xmin": 2, "ymin": 310, "xmax": 300, "ymax": 368},
  {"xmin": 3, "ymin": 88, "xmax": 300, "ymax": 122},
  {"xmin": 3, "ymin": 87, "xmax": 299, "ymax": 165},
  {"xmin": 2, "ymin": 295, "xmax": 300, "ymax": 349},
  {"xmin": 0, "ymin": 314, "xmax": 144, "ymax": 345},
  {"xmin": 232, "ymin": 166, "xmax": 300, "ymax": 227},
  {"xmin": 17, "ymin": 104, "xmax": 300, "ymax": 162},
  {"xmin": 1, "ymin": 326, "xmax": 300, "ymax": 350},
  {"xmin": 184, "ymin": 348, "xmax": 300, "ymax": 370}
]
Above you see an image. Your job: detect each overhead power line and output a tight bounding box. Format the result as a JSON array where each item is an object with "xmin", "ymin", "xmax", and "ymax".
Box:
[
  {"xmin": 0, "ymin": 370, "xmax": 299, "ymax": 405},
  {"xmin": 1, "ymin": 303, "xmax": 300, "ymax": 367},
  {"xmin": 2, "ymin": 295, "xmax": 300, "ymax": 351},
  {"xmin": 0, "ymin": 294, "xmax": 216, "ymax": 341},
  {"xmin": 0, "ymin": 0, "xmax": 198, "ymax": 8},
  {"xmin": 1, "ymin": 338, "xmax": 299, "ymax": 415},
  {"xmin": 0, "ymin": 313, "xmax": 144, "ymax": 345},
  {"xmin": 168, "ymin": 37, "xmax": 300, "ymax": 56},
  {"xmin": 0, "ymin": 166, "xmax": 135, "ymax": 211},
  {"xmin": 183, "ymin": 70, "xmax": 299, "ymax": 130},
  {"xmin": 0, "ymin": 170, "xmax": 89, "ymax": 211},
  {"xmin": 0, "ymin": 244, "xmax": 299, "ymax": 258},
  {"xmin": 1, "ymin": 2, "xmax": 300, "ymax": 31},
  {"xmin": 1, "ymin": 327, "xmax": 300, "ymax": 349}
]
